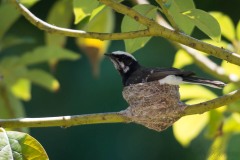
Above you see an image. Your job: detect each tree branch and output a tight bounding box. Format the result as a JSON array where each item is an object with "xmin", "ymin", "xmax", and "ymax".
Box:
[
  {"xmin": 9, "ymin": 0, "xmax": 154, "ymax": 40},
  {"xmin": 183, "ymin": 89, "xmax": 240, "ymax": 116},
  {"xmin": 0, "ymin": 112, "xmax": 130, "ymax": 128},
  {"xmin": 98, "ymin": 0, "xmax": 240, "ymax": 66}
]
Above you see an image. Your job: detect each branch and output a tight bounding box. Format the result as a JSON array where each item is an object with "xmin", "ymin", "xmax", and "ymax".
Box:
[
  {"xmin": 9, "ymin": 0, "xmax": 154, "ymax": 40},
  {"xmin": 98, "ymin": 0, "xmax": 240, "ymax": 66},
  {"xmin": 183, "ymin": 89, "xmax": 240, "ymax": 116},
  {"xmin": 0, "ymin": 112, "xmax": 130, "ymax": 128}
]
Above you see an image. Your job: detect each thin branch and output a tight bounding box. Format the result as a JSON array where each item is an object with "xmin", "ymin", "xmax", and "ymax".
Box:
[
  {"xmin": 9, "ymin": 0, "xmax": 154, "ymax": 40},
  {"xmin": 98, "ymin": 0, "xmax": 240, "ymax": 66},
  {"xmin": 0, "ymin": 112, "xmax": 130, "ymax": 128},
  {"xmin": 183, "ymin": 89, "xmax": 240, "ymax": 116}
]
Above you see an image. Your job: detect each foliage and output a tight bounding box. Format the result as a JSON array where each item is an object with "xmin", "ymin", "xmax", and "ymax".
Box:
[{"xmin": 0, "ymin": 0, "xmax": 240, "ymax": 159}]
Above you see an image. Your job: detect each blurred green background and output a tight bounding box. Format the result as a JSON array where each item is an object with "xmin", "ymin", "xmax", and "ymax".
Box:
[{"xmin": 2, "ymin": 0, "xmax": 240, "ymax": 159}]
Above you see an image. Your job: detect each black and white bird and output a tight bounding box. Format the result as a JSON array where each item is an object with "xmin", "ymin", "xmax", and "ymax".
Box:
[{"xmin": 105, "ymin": 51, "xmax": 226, "ymax": 89}]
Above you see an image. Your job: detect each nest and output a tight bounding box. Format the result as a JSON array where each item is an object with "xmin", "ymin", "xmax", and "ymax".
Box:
[{"xmin": 121, "ymin": 81, "xmax": 186, "ymax": 132}]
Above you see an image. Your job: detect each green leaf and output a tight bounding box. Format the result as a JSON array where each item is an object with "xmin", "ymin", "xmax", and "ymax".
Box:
[
  {"xmin": 236, "ymin": 20, "xmax": 240, "ymax": 41},
  {"xmin": 227, "ymin": 134, "xmax": 240, "ymax": 159},
  {"xmin": 73, "ymin": 0, "xmax": 99, "ymax": 24},
  {"xmin": 76, "ymin": 5, "xmax": 114, "ymax": 76},
  {"xmin": 0, "ymin": 4, "xmax": 20, "ymax": 39},
  {"xmin": 179, "ymin": 84, "xmax": 217, "ymax": 100},
  {"xmin": 122, "ymin": 4, "xmax": 157, "ymax": 53},
  {"xmin": 22, "ymin": 69, "xmax": 59, "ymax": 92},
  {"xmin": 0, "ymin": 128, "xmax": 49, "ymax": 160},
  {"xmin": 0, "ymin": 36, "xmax": 35, "ymax": 51},
  {"xmin": 206, "ymin": 110, "xmax": 224, "ymax": 138},
  {"xmin": 0, "ymin": 1, "xmax": 37, "ymax": 40},
  {"xmin": 17, "ymin": 46, "xmax": 80, "ymax": 66},
  {"xmin": 173, "ymin": 106, "xmax": 208, "ymax": 147},
  {"xmin": 182, "ymin": 9, "xmax": 221, "ymax": 42},
  {"xmin": 210, "ymin": 12, "xmax": 235, "ymax": 42},
  {"xmin": 207, "ymin": 135, "xmax": 228, "ymax": 160},
  {"xmin": 0, "ymin": 87, "xmax": 25, "ymax": 119},
  {"xmin": 167, "ymin": 0, "xmax": 195, "ymax": 34},
  {"xmin": 223, "ymin": 83, "xmax": 240, "ymax": 112},
  {"xmin": 45, "ymin": 0, "xmax": 72, "ymax": 47},
  {"xmin": 173, "ymin": 49, "xmax": 193, "ymax": 68},
  {"xmin": 11, "ymin": 78, "xmax": 31, "ymax": 101}
]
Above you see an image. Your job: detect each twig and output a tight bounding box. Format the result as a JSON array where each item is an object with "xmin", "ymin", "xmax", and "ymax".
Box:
[
  {"xmin": 183, "ymin": 89, "xmax": 240, "ymax": 116},
  {"xmin": 0, "ymin": 112, "xmax": 130, "ymax": 128},
  {"xmin": 9, "ymin": 0, "xmax": 154, "ymax": 40}
]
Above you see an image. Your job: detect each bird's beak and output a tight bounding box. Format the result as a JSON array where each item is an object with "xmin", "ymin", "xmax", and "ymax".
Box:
[{"xmin": 104, "ymin": 53, "xmax": 112, "ymax": 57}]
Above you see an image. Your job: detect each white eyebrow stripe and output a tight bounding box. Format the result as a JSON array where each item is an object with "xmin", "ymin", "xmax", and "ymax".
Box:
[{"xmin": 112, "ymin": 51, "xmax": 137, "ymax": 61}]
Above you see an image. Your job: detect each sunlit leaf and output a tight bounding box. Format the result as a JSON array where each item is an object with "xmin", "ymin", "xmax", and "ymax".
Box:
[
  {"xmin": 223, "ymin": 113, "xmax": 240, "ymax": 133},
  {"xmin": 173, "ymin": 50, "xmax": 193, "ymax": 68},
  {"xmin": 223, "ymin": 84, "xmax": 240, "ymax": 112},
  {"xmin": 221, "ymin": 61, "xmax": 240, "ymax": 81},
  {"xmin": 76, "ymin": 5, "xmax": 114, "ymax": 76},
  {"xmin": 0, "ymin": 129, "xmax": 49, "ymax": 160},
  {"xmin": 17, "ymin": 46, "xmax": 80, "ymax": 66},
  {"xmin": 122, "ymin": 4, "xmax": 157, "ymax": 53},
  {"xmin": 236, "ymin": 20, "xmax": 240, "ymax": 41},
  {"xmin": 73, "ymin": 0, "xmax": 99, "ymax": 24},
  {"xmin": 45, "ymin": 0, "xmax": 72, "ymax": 47},
  {"xmin": 20, "ymin": 0, "xmax": 39, "ymax": 7},
  {"xmin": 182, "ymin": 9, "xmax": 221, "ymax": 42},
  {"xmin": 207, "ymin": 135, "xmax": 228, "ymax": 160},
  {"xmin": 166, "ymin": 0, "xmax": 195, "ymax": 34},
  {"xmin": 180, "ymin": 84, "xmax": 217, "ymax": 100},
  {"xmin": 173, "ymin": 102, "xmax": 209, "ymax": 147},
  {"xmin": 11, "ymin": 78, "xmax": 31, "ymax": 101},
  {"xmin": 22, "ymin": 69, "xmax": 59, "ymax": 92},
  {"xmin": 210, "ymin": 12, "xmax": 235, "ymax": 42}
]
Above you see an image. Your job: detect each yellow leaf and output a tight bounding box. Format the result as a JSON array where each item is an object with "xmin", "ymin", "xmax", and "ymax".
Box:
[
  {"xmin": 210, "ymin": 12, "xmax": 235, "ymax": 41},
  {"xmin": 207, "ymin": 135, "xmax": 228, "ymax": 160},
  {"xmin": 180, "ymin": 84, "xmax": 217, "ymax": 100},
  {"xmin": 173, "ymin": 108, "xmax": 209, "ymax": 147},
  {"xmin": 221, "ymin": 61, "xmax": 240, "ymax": 81},
  {"xmin": 173, "ymin": 49, "xmax": 193, "ymax": 68},
  {"xmin": 11, "ymin": 78, "xmax": 31, "ymax": 101}
]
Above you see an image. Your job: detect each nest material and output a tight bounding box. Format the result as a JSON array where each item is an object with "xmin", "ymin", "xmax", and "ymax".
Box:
[{"xmin": 121, "ymin": 81, "xmax": 186, "ymax": 132}]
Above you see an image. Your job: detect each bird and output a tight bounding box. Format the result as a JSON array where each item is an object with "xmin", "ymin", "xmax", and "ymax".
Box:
[{"xmin": 105, "ymin": 51, "xmax": 226, "ymax": 89}]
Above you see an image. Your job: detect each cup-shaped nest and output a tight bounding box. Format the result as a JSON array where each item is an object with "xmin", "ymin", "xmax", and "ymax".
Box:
[{"xmin": 121, "ymin": 81, "xmax": 186, "ymax": 132}]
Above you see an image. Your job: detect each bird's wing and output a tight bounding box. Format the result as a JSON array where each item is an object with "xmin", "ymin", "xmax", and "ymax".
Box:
[{"xmin": 145, "ymin": 67, "xmax": 195, "ymax": 82}]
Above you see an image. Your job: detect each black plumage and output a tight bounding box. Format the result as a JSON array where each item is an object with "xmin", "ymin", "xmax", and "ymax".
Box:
[{"xmin": 105, "ymin": 51, "xmax": 226, "ymax": 89}]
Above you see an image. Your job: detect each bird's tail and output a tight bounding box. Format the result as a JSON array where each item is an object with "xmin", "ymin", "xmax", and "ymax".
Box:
[{"xmin": 182, "ymin": 77, "xmax": 226, "ymax": 89}]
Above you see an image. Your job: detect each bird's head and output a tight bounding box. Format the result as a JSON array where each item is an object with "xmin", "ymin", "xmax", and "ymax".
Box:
[{"xmin": 105, "ymin": 51, "xmax": 140, "ymax": 77}]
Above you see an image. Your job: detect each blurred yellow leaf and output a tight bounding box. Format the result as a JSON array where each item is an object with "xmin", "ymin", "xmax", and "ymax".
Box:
[
  {"xmin": 207, "ymin": 135, "xmax": 228, "ymax": 160},
  {"xmin": 221, "ymin": 61, "xmax": 240, "ymax": 81},
  {"xmin": 11, "ymin": 78, "xmax": 31, "ymax": 101},
  {"xmin": 237, "ymin": 20, "xmax": 240, "ymax": 41},
  {"xmin": 180, "ymin": 84, "xmax": 217, "ymax": 100},
  {"xmin": 173, "ymin": 102, "xmax": 209, "ymax": 147},
  {"xmin": 223, "ymin": 113, "xmax": 240, "ymax": 133},
  {"xmin": 206, "ymin": 110, "xmax": 224, "ymax": 138},
  {"xmin": 173, "ymin": 49, "xmax": 193, "ymax": 68},
  {"xmin": 210, "ymin": 12, "xmax": 235, "ymax": 42}
]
